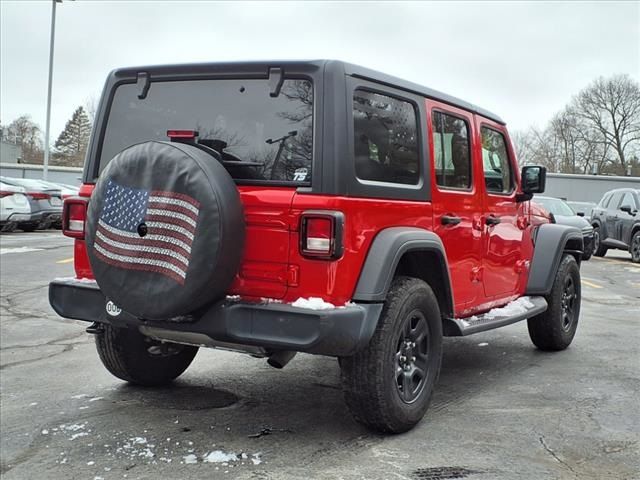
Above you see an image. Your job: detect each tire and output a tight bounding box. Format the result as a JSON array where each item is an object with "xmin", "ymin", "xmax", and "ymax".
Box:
[
  {"xmin": 631, "ymin": 230, "xmax": 640, "ymax": 264},
  {"xmin": 592, "ymin": 226, "xmax": 607, "ymax": 257},
  {"xmin": 19, "ymin": 224, "xmax": 37, "ymax": 232},
  {"xmin": 581, "ymin": 246, "xmax": 592, "ymax": 261},
  {"xmin": 340, "ymin": 277, "xmax": 443, "ymax": 433},
  {"xmin": 527, "ymin": 254, "xmax": 581, "ymax": 351},
  {"xmin": 95, "ymin": 324, "xmax": 198, "ymax": 386},
  {"xmin": 85, "ymin": 141, "xmax": 245, "ymax": 320}
]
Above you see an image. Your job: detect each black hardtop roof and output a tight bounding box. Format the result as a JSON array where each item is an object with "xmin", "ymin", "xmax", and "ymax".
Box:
[{"xmin": 110, "ymin": 59, "xmax": 505, "ymax": 125}]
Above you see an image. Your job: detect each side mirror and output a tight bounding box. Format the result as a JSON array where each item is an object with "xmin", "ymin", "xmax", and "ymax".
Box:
[
  {"xmin": 521, "ymin": 166, "xmax": 546, "ymax": 194},
  {"xmin": 620, "ymin": 205, "xmax": 636, "ymax": 215},
  {"xmin": 576, "ymin": 211, "xmax": 585, "ymax": 217},
  {"xmin": 517, "ymin": 166, "xmax": 546, "ymax": 202}
]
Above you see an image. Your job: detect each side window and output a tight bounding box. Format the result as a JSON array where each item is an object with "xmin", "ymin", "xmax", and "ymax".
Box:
[
  {"xmin": 600, "ymin": 193, "xmax": 612, "ymax": 208},
  {"xmin": 432, "ymin": 111, "xmax": 471, "ymax": 189},
  {"xmin": 481, "ymin": 127, "xmax": 514, "ymax": 194},
  {"xmin": 620, "ymin": 192, "xmax": 635, "ymax": 211},
  {"xmin": 353, "ymin": 89, "xmax": 420, "ymax": 185},
  {"xmin": 608, "ymin": 192, "xmax": 623, "ymax": 209}
]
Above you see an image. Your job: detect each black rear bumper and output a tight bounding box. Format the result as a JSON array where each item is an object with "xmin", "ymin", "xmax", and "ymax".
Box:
[{"xmin": 49, "ymin": 279, "xmax": 382, "ymax": 357}]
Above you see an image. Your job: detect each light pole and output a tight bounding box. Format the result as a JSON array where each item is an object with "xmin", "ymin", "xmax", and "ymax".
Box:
[{"xmin": 43, "ymin": 0, "xmax": 64, "ymax": 181}]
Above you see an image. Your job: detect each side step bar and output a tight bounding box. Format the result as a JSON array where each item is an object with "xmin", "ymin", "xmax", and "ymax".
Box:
[{"xmin": 444, "ymin": 296, "xmax": 548, "ymax": 336}]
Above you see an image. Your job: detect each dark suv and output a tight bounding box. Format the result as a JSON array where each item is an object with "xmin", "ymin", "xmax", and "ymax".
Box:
[
  {"xmin": 49, "ymin": 60, "xmax": 584, "ymax": 433},
  {"xmin": 591, "ymin": 188, "xmax": 640, "ymax": 263}
]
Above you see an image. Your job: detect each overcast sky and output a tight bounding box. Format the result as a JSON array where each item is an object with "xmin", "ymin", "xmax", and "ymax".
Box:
[{"xmin": 1, "ymin": 0, "xmax": 638, "ymax": 141}]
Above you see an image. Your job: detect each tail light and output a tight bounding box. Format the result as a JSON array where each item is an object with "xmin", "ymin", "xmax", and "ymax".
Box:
[
  {"xmin": 300, "ymin": 211, "xmax": 344, "ymax": 260},
  {"xmin": 27, "ymin": 192, "xmax": 50, "ymax": 200},
  {"xmin": 0, "ymin": 190, "xmax": 15, "ymax": 198},
  {"xmin": 62, "ymin": 197, "xmax": 89, "ymax": 239}
]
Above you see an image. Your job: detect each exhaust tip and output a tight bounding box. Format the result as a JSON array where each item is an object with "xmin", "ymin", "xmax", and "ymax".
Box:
[{"xmin": 267, "ymin": 350, "xmax": 297, "ymax": 369}]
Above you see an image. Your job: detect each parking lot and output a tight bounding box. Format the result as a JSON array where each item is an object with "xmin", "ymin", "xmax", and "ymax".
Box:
[{"xmin": 1, "ymin": 231, "xmax": 638, "ymax": 480}]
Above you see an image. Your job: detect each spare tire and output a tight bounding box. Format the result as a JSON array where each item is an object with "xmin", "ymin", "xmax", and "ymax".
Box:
[{"xmin": 85, "ymin": 141, "xmax": 244, "ymax": 320}]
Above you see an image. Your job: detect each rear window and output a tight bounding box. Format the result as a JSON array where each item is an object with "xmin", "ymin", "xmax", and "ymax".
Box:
[{"xmin": 99, "ymin": 78, "xmax": 313, "ymax": 184}]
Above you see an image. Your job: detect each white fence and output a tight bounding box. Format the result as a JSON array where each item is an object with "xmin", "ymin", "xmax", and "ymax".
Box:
[
  {"xmin": 0, "ymin": 163, "xmax": 83, "ymax": 185},
  {"xmin": 545, "ymin": 173, "xmax": 639, "ymax": 203}
]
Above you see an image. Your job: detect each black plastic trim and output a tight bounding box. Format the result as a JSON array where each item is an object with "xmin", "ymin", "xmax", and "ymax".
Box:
[
  {"xmin": 526, "ymin": 224, "xmax": 583, "ymax": 295},
  {"xmin": 444, "ymin": 296, "xmax": 548, "ymax": 336},
  {"xmin": 49, "ymin": 279, "xmax": 383, "ymax": 357},
  {"xmin": 353, "ymin": 227, "xmax": 453, "ymax": 314}
]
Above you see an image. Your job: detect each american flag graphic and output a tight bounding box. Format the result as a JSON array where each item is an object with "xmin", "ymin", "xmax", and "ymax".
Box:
[{"xmin": 94, "ymin": 180, "xmax": 200, "ymax": 284}]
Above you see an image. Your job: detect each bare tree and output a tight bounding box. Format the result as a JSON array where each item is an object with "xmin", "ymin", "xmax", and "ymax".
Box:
[
  {"xmin": 574, "ymin": 74, "xmax": 640, "ymax": 173},
  {"xmin": 5, "ymin": 115, "xmax": 44, "ymax": 164}
]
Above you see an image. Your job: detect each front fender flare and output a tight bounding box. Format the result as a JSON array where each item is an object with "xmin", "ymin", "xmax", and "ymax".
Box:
[{"xmin": 526, "ymin": 223, "xmax": 583, "ymax": 296}]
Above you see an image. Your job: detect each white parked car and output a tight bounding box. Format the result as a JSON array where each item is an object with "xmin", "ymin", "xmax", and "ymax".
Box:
[{"xmin": 0, "ymin": 182, "xmax": 32, "ymax": 232}]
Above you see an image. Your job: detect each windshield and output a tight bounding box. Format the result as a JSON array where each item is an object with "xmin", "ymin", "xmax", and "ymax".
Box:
[
  {"xmin": 567, "ymin": 202, "xmax": 594, "ymax": 216},
  {"xmin": 535, "ymin": 197, "xmax": 575, "ymax": 216},
  {"xmin": 99, "ymin": 78, "xmax": 313, "ymax": 184}
]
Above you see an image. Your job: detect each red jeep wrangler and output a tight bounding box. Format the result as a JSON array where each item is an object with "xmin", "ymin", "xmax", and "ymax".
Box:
[{"xmin": 50, "ymin": 60, "xmax": 583, "ymax": 433}]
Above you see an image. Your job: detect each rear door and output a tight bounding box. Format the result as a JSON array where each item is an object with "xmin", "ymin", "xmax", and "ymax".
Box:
[
  {"xmin": 476, "ymin": 118, "xmax": 523, "ymax": 299},
  {"xmin": 618, "ymin": 191, "xmax": 638, "ymax": 246},
  {"xmin": 229, "ymin": 187, "xmax": 296, "ymax": 299},
  {"xmin": 604, "ymin": 191, "xmax": 623, "ymax": 240},
  {"xmin": 427, "ymin": 101, "xmax": 484, "ymax": 311}
]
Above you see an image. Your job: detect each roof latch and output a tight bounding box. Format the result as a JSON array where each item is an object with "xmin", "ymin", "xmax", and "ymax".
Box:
[
  {"xmin": 136, "ymin": 72, "xmax": 150, "ymax": 100},
  {"xmin": 268, "ymin": 67, "xmax": 284, "ymax": 98}
]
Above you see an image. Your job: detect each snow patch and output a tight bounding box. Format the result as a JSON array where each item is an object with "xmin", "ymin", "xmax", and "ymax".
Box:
[
  {"xmin": 291, "ymin": 297, "xmax": 336, "ymax": 310},
  {"xmin": 70, "ymin": 394, "xmax": 90, "ymax": 399},
  {"xmin": 70, "ymin": 432, "xmax": 89, "ymax": 441},
  {"xmin": 261, "ymin": 297, "xmax": 283, "ymax": 304},
  {"xmin": 484, "ymin": 296, "xmax": 535, "ymax": 319},
  {"xmin": 183, "ymin": 454, "xmax": 198, "ymax": 464},
  {"xmin": 88, "ymin": 396, "xmax": 104, "ymax": 402},
  {"xmin": 251, "ymin": 453, "xmax": 262, "ymax": 465},
  {"xmin": 203, "ymin": 450, "xmax": 238, "ymax": 463},
  {"xmin": 478, "ymin": 342, "xmax": 489, "ymax": 347},
  {"xmin": 54, "ymin": 277, "xmax": 97, "ymax": 284}
]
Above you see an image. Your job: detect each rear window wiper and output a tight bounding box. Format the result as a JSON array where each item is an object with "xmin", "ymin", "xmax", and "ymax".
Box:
[{"xmin": 197, "ymin": 138, "xmax": 264, "ymax": 167}]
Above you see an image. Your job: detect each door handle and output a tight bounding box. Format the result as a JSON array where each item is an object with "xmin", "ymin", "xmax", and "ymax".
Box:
[
  {"xmin": 441, "ymin": 215, "xmax": 462, "ymax": 226},
  {"xmin": 485, "ymin": 215, "xmax": 501, "ymax": 226}
]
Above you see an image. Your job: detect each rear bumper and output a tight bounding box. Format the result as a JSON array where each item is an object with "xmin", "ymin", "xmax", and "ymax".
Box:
[{"xmin": 49, "ymin": 279, "xmax": 383, "ymax": 357}]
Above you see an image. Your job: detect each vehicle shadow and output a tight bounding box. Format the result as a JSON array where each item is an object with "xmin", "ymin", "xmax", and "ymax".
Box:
[{"xmin": 99, "ymin": 330, "xmax": 551, "ymax": 442}]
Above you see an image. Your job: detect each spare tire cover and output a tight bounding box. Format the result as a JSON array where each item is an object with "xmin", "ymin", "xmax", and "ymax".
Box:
[{"xmin": 85, "ymin": 141, "xmax": 244, "ymax": 320}]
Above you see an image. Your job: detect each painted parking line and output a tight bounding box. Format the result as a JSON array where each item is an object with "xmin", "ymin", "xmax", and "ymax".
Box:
[
  {"xmin": 56, "ymin": 257, "xmax": 74, "ymax": 264},
  {"xmin": 0, "ymin": 247, "xmax": 44, "ymax": 255},
  {"xmin": 581, "ymin": 279, "xmax": 603, "ymax": 289},
  {"xmin": 591, "ymin": 257, "xmax": 640, "ymax": 269}
]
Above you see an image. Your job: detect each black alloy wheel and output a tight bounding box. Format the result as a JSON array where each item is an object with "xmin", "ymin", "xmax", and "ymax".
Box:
[{"xmin": 395, "ymin": 310, "xmax": 430, "ymax": 404}]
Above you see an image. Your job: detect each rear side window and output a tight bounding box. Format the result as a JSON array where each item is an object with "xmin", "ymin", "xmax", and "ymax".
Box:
[
  {"xmin": 432, "ymin": 111, "xmax": 471, "ymax": 189},
  {"xmin": 353, "ymin": 90, "xmax": 419, "ymax": 185},
  {"xmin": 608, "ymin": 192, "xmax": 623, "ymax": 209},
  {"xmin": 99, "ymin": 78, "xmax": 313, "ymax": 184},
  {"xmin": 481, "ymin": 127, "xmax": 514, "ymax": 194},
  {"xmin": 620, "ymin": 192, "xmax": 637, "ymax": 210},
  {"xmin": 599, "ymin": 193, "xmax": 612, "ymax": 208}
]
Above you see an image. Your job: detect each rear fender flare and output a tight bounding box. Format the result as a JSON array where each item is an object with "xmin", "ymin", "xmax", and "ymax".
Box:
[
  {"xmin": 526, "ymin": 223, "xmax": 583, "ymax": 296},
  {"xmin": 353, "ymin": 227, "xmax": 454, "ymax": 316}
]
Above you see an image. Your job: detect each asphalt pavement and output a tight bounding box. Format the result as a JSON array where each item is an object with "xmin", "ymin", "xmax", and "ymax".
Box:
[{"xmin": 1, "ymin": 231, "xmax": 639, "ymax": 480}]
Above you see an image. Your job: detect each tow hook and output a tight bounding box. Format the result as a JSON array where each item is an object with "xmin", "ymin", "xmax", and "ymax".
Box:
[{"xmin": 85, "ymin": 322, "xmax": 104, "ymax": 335}]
